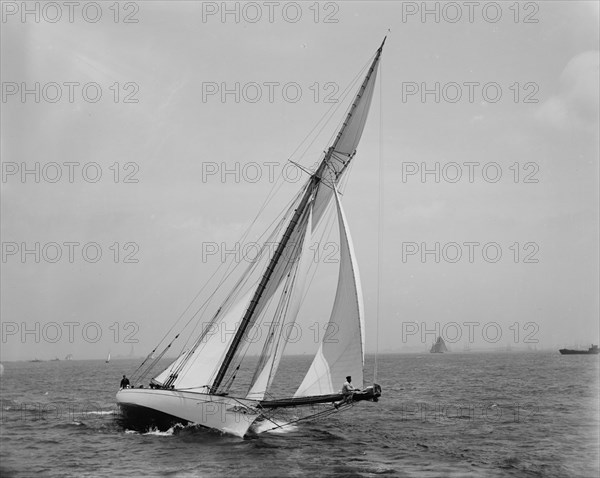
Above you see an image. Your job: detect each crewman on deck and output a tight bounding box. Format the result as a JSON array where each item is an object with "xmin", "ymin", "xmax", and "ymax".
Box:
[
  {"xmin": 342, "ymin": 376, "xmax": 356, "ymax": 397},
  {"xmin": 334, "ymin": 375, "xmax": 358, "ymax": 409},
  {"xmin": 120, "ymin": 375, "xmax": 130, "ymax": 389}
]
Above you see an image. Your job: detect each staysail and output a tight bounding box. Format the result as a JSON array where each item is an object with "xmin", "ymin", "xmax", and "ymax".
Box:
[{"xmin": 294, "ymin": 189, "xmax": 365, "ymax": 396}]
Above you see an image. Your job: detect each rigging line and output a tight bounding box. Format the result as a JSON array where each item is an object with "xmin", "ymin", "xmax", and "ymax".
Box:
[
  {"xmin": 133, "ymin": 167, "xmax": 296, "ymax": 380},
  {"xmin": 288, "ymin": 55, "xmax": 374, "ymax": 166},
  {"xmin": 169, "ymin": 51, "xmax": 380, "ymax": 380},
  {"xmin": 246, "ymin": 264, "xmax": 298, "ymax": 394},
  {"xmin": 175, "ymin": 188, "xmax": 311, "ymax": 387},
  {"xmin": 174, "ymin": 210, "xmax": 304, "ymax": 388},
  {"xmin": 173, "ymin": 179, "xmax": 308, "ymax": 355},
  {"xmin": 249, "ymin": 236, "xmax": 307, "ymax": 395},
  {"xmin": 294, "ymin": 71, "xmax": 366, "ymax": 166},
  {"xmin": 130, "ymin": 252, "xmax": 231, "ymax": 381},
  {"xmin": 173, "ymin": 152, "xmax": 299, "ymax": 324},
  {"xmin": 312, "ymin": 54, "xmax": 376, "ymax": 154},
  {"xmin": 375, "ymin": 47, "xmax": 384, "ymax": 384},
  {"xmin": 260, "ymin": 402, "xmax": 354, "ymax": 433},
  {"xmin": 237, "ymin": 204, "xmax": 310, "ymax": 379},
  {"xmin": 135, "ymin": 50, "xmax": 378, "ymax": 382},
  {"xmin": 173, "ymin": 212, "xmax": 298, "ymax": 383},
  {"xmin": 297, "ymin": 196, "xmax": 339, "ymax": 310},
  {"xmin": 177, "ymin": 208, "xmax": 287, "ymax": 352},
  {"xmin": 139, "ymin": 233, "xmax": 277, "ymax": 383},
  {"xmin": 181, "ymin": 180, "xmax": 294, "ymax": 319},
  {"xmin": 189, "ymin": 180, "xmax": 308, "ymax": 318},
  {"xmin": 225, "ymin": 212, "xmax": 310, "ymax": 392}
]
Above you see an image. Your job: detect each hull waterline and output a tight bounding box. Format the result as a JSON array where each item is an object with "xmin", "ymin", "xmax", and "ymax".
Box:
[{"xmin": 116, "ymin": 389, "xmax": 261, "ymax": 438}]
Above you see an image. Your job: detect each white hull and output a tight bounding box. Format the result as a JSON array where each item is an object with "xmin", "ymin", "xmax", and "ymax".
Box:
[{"xmin": 116, "ymin": 388, "xmax": 261, "ymax": 438}]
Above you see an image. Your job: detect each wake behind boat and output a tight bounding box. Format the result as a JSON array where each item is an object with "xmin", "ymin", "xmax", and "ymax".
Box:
[{"xmin": 116, "ymin": 38, "xmax": 386, "ymax": 437}]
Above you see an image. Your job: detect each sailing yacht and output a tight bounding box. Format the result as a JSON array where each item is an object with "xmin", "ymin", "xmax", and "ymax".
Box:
[
  {"xmin": 117, "ymin": 38, "xmax": 386, "ymax": 437},
  {"xmin": 430, "ymin": 337, "xmax": 448, "ymax": 353}
]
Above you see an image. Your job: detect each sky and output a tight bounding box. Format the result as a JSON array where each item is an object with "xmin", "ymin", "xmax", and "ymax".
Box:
[{"xmin": 1, "ymin": 1, "xmax": 599, "ymax": 361}]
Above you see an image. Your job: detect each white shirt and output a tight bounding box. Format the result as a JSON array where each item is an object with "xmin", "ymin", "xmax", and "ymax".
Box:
[{"xmin": 342, "ymin": 381, "xmax": 355, "ymax": 395}]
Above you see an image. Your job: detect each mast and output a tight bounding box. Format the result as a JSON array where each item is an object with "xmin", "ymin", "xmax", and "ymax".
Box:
[
  {"xmin": 209, "ymin": 179, "xmax": 317, "ymax": 393},
  {"xmin": 209, "ymin": 38, "xmax": 386, "ymax": 394}
]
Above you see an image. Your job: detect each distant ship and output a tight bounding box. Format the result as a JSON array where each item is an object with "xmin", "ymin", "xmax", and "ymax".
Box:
[
  {"xmin": 559, "ymin": 344, "xmax": 599, "ymax": 355},
  {"xmin": 430, "ymin": 337, "xmax": 448, "ymax": 353}
]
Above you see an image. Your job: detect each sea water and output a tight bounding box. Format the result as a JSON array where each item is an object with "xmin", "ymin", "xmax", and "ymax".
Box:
[{"xmin": 1, "ymin": 352, "xmax": 598, "ymax": 477}]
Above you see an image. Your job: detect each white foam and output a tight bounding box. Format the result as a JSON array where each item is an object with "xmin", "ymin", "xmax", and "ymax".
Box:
[
  {"xmin": 252, "ymin": 419, "xmax": 298, "ymax": 434},
  {"xmin": 142, "ymin": 424, "xmax": 183, "ymax": 436}
]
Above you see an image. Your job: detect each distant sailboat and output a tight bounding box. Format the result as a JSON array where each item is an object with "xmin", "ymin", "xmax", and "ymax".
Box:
[
  {"xmin": 430, "ymin": 337, "xmax": 448, "ymax": 353},
  {"xmin": 106, "ymin": 352, "xmax": 111, "ymax": 364},
  {"xmin": 65, "ymin": 354, "xmax": 73, "ymax": 361},
  {"xmin": 117, "ymin": 38, "xmax": 386, "ymax": 438}
]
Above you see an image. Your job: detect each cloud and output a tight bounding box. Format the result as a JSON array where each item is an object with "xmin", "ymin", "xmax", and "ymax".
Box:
[{"xmin": 536, "ymin": 51, "xmax": 599, "ymax": 129}]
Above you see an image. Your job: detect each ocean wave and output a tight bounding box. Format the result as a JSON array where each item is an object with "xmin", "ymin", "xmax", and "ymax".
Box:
[
  {"xmin": 142, "ymin": 424, "xmax": 185, "ymax": 437},
  {"xmin": 251, "ymin": 419, "xmax": 299, "ymax": 435}
]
